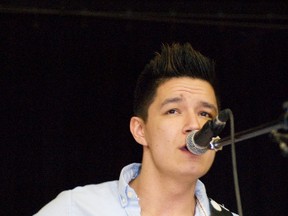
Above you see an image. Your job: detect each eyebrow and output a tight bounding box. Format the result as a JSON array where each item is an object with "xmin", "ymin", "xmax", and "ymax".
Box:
[
  {"xmin": 160, "ymin": 96, "xmax": 184, "ymax": 108},
  {"xmin": 160, "ymin": 97, "xmax": 218, "ymax": 114}
]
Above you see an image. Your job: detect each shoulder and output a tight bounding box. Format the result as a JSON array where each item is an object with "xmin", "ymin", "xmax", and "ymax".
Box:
[
  {"xmin": 34, "ymin": 181, "xmax": 122, "ymax": 216},
  {"xmin": 71, "ymin": 180, "xmax": 119, "ymax": 198}
]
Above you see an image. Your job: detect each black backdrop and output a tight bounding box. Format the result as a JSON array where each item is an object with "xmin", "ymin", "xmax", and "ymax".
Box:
[{"xmin": 1, "ymin": 2, "xmax": 288, "ymax": 216}]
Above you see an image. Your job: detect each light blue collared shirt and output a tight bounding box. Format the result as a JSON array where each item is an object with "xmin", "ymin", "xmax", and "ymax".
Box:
[{"xmin": 34, "ymin": 163, "xmax": 237, "ymax": 216}]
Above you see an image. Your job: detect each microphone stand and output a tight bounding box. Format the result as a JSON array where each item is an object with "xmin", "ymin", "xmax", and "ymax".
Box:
[
  {"xmin": 214, "ymin": 101, "xmax": 288, "ymax": 155},
  {"xmin": 210, "ymin": 102, "xmax": 287, "ymax": 216}
]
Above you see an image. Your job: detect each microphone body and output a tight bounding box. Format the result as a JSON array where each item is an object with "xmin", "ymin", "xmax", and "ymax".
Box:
[{"xmin": 186, "ymin": 109, "xmax": 230, "ymax": 155}]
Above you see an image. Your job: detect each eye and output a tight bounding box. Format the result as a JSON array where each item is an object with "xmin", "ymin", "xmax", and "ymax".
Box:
[
  {"xmin": 200, "ymin": 111, "xmax": 213, "ymax": 119},
  {"xmin": 166, "ymin": 109, "xmax": 179, "ymax": 115}
]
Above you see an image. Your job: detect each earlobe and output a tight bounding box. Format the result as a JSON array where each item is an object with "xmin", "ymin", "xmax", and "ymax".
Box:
[{"xmin": 130, "ymin": 117, "xmax": 147, "ymax": 146}]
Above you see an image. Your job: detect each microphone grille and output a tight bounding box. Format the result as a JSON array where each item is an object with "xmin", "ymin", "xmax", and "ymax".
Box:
[{"xmin": 186, "ymin": 132, "xmax": 208, "ymax": 155}]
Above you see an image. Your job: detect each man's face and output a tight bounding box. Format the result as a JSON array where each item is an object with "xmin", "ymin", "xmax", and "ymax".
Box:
[{"xmin": 136, "ymin": 77, "xmax": 218, "ymax": 181}]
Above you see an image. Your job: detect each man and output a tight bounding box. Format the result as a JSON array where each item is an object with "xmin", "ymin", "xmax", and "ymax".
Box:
[{"xmin": 34, "ymin": 43, "xmax": 238, "ymax": 216}]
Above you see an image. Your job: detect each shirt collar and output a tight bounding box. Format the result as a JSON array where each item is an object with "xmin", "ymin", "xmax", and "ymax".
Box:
[
  {"xmin": 118, "ymin": 163, "xmax": 141, "ymax": 207},
  {"xmin": 195, "ymin": 179, "xmax": 210, "ymax": 213},
  {"xmin": 117, "ymin": 163, "xmax": 209, "ymax": 211}
]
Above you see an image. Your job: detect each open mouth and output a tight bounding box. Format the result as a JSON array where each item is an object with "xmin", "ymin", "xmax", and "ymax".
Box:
[{"xmin": 180, "ymin": 145, "xmax": 190, "ymax": 152}]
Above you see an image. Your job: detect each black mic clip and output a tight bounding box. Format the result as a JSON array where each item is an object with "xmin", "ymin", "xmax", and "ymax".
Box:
[{"xmin": 209, "ymin": 136, "xmax": 223, "ymax": 151}]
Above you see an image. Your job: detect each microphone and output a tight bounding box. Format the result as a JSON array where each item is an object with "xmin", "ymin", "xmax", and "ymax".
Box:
[{"xmin": 186, "ymin": 109, "xmax": 230, "ymax": 155}]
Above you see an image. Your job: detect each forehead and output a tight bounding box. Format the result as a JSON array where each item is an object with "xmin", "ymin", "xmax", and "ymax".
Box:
[{"xmin": 154, "ymin": 77, "xmax": 217, "ymax": 109}]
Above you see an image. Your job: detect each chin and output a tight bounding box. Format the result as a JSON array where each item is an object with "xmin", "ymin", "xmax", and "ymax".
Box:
[{"xmin": 178, "ymin": 165, "xmax": 210, "ymax": 179}]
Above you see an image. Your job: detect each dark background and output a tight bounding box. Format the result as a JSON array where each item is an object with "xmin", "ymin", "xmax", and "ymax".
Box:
[{"xmin": 1, "ymin": 1, "xmax": 288, "ymax": 216}]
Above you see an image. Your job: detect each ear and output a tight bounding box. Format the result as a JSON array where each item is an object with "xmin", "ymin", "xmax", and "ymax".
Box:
[{"xmin": 130, "ymin": 116, "xmax": 148, "ymax": 146}]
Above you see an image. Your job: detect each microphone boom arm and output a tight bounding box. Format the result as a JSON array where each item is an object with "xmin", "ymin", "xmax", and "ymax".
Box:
[
  {"xmin": 214, "ymin": 120, "xmax": 285, "ymax": 148},
  {"xmin": 213, "ymin": 101, "xmax": 288, "ymax": 155}
]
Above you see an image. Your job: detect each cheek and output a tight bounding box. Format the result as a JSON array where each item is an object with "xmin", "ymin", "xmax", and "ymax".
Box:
[
  {"xmin": 145, "ymin": 115, "xmax": 182, "ymax": 148},
  {"xmin": 152, "ymin": 127, "xmax": 170, "ymax": 145},
  {"xmin": 156, "ymin": 124, "xmax": 179, "ymax": 143},
  {"xmin": 146, "ymin": 125, "xmax": 177, "ymax": 151},
  {"xmin": 205, "ymin": 151, "xmax": 216, "ymax": 167}
]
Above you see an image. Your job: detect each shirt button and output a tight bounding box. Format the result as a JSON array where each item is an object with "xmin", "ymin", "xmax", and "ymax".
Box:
[{"xmin": 127, "ymin": 191, "xmax": 133, "ymax": 198}]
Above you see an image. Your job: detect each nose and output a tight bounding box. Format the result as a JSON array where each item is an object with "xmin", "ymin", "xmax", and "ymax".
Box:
[{"xmin": 183, "ymin": 112, "xmax": 201, "ymax": 134}]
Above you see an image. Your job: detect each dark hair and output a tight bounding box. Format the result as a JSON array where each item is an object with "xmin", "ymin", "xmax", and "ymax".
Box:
[{"xmin": 133, "ymin": 43, "xmax": 219, "ymax": 121}]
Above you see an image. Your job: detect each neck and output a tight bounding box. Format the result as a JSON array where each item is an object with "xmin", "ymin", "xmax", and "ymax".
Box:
[{"xmin": 129, "ymin": 163, "xmax": 198, "ymax": 216}]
